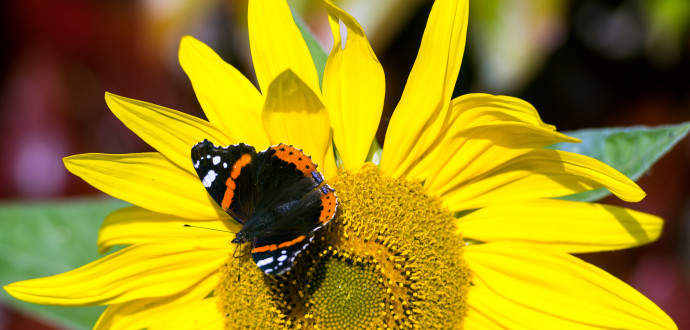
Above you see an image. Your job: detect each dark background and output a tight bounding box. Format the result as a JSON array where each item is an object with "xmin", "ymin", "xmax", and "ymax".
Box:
[{"xmin": 0, "ymin": 0, "xmax": 688, "ymax": 328}]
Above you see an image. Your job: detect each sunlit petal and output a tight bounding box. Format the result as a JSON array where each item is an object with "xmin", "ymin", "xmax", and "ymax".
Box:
[
  {"xmin": 458, "ymin": 199, "xmax": 663, "ymax": 253},
  {"xmin": 421, "ymin": 93, "xmax": 579, "ymax": 183},
  {"xmin": 153, "ymin": 297, "xmax": 222, "ymax": 329},
  {"xmin": 465, "ymin": 243, "xmax": 676, "ymax": 329},
  {"xmin": 98, "ymin": 205, "xmax": 235, "ymax": 253},
  {"xmin": 64, "ymin": 152, "xmax": 227, "ymax": 220},
  {"xmin": 442, "ymin": 149, "xmax": 645, "ymax": 211},
  {"xmin": 380, "ymin": 0, "xmax": 468, "ymax": 178},
  {"xmin": 178, "ymin": 36, "xmax": 269, "ymax": 149},
  {"xmin": 94, "ymin": 273, "xmax": 219, "ymax": 330},
  {"xmin": 322, "ymin": 0, "xmax": 385, "ymax": 169},
  {"xmin": 424, "ymin": 123, "xmax": 578, "ymax": 193},
  {"xmin": 463, "ymin": 305, "xmax": 503, "ymax": 329},
  {"xmin": 106, "ymin": 93, "xmax": 234, "ymax": 172},
  {"xmin": 4, "ymin": 241, "xmax": 229, "ymax": 306},
  {"xmin": 262, "ymin": 70, "xmax": 336, "ymax": 178},
  {"xmin": 248, "ymin": 0, "xmax": 320, "ymax": 96},
  {"xmin": 449, "ymin": 93, "xmax": 562, "ymax": 131}
]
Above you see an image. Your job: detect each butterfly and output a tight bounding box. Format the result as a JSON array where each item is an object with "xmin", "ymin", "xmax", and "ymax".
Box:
[{"xmin": 191, "ymin": 140, "xmax": 337, "ymax": 275}]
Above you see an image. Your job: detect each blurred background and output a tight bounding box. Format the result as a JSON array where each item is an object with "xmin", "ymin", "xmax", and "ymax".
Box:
[{"xmin": 0, "ymin": 0, "xmax": 689, "ymax": 328}]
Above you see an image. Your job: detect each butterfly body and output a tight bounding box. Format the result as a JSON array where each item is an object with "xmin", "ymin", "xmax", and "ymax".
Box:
[{"xmin": 191, "ymin": 140, "xmax": 337, "ymax": 275}]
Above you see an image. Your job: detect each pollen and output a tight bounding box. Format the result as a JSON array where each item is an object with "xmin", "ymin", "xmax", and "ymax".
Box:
[{"xmin": 216, "ymin": 163, "xmax": 470, "ymax": 329}]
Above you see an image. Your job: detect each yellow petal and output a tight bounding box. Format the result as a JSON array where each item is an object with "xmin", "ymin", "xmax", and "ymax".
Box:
[
  {"xmin": 64, "ymin": 152, "xmax": 227, "ymax": 220},
  {"xmin": 457, "ymin": 199, "xmax": 663, "ymax": 253},
  {"xmin": 248, "ymin": 0, "xmax": 320, "ymax": 96},
  {"xmin": 450, "ymin": 93, "xmax": 562, "ymax": 131},
  {"xmin": 95, "ymin": 273, "xmax": 218, "ymax": 330},
  {"xmin": 105, "ymin": 93, "xmax": 234, "ymax": 172},
  {"xmin": 420, "ymin": 93, "xmax": 578, "ymax": 184},
  {"xmin": 98, "ymin": 206, "xmax": 235, "ymax": 254},
  {"xmin": 262, "ymin": 70, "xmax": 336, "ymax": 178},
  {"xmin": 4, "ymin": 240, "xmax": 229, "ymax": 306},
  {"xmin": 463, "ymin": 306, "xmax": 503, "ymax": 329},
  {"xmin": 380, "ymin": 0, "xmax": 468, "ymax": 178},
  {"xmin": 465, "ymin": 243, "xmax": 676, "ymax": 329},
  {"xmin": 179, "ymin": 36, "xmax": 270, "ymax": 149},
  {"xmin": 442, "ymin": 149, "xmax": 645, "ymax": 211},
  {"xmin": 322, "ymin": 0, "xmax": 385, "ymax": 169},
  {"xmin": 425, "ymin": 123, "xmax": 578, "ymax": 194},
  {"xmin": 152, "ymin": 297, "xmax": 223, "ymax": 329}
]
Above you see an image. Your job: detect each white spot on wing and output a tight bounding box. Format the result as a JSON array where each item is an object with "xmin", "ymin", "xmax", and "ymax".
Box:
[
  {"xmin": 212, "ymin": 156, "xmax": 221, "ymax": 165},
  {"xmin": 223, "ymin": 162, "xmax": 228, "ymax": 168},
  {"xmin": 194, "ymin": 160, "xmax": 200, "ymax": 169},
  {"xmin": 278, "ymin": 255, "xmax": 287, "ymax": 262},
  {"xmin": 202, "ymin": 170, "xmax": 217, "ymax": 188},
  {"xmin": 256, "ymin": 257, "xmax": 274, "ymax": 267}
]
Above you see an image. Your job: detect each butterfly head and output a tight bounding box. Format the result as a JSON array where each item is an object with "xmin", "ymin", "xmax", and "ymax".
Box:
[{"xmin": 231, "ymin": 230, "xmax": 252, "ymax": 244}]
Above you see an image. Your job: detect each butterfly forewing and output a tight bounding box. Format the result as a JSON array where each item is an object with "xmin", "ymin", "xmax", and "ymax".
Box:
[
  {"xmin": 191, "ymin": 140, "xmax": 257, "ymax": 223},
  {"xmin": 253, "ymin": 147, "xmax": 320, "ymax": 215}
]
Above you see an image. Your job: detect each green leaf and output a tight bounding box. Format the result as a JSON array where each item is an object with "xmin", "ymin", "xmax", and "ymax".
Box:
[
  {"xmin": 547, "ymin": 122, "xmax": 690, "ymax": 202},
  {"xmin": 0, "ymin": 197, "xmax": 128, "ymax": 330},
  {"xmin": 292, "ymin": 9, "xmax": 328, "ymax": 88}
]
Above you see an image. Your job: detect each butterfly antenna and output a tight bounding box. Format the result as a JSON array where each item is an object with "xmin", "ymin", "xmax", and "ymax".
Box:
[
  {"xmin": 184, "ymin": 224, "xmax": 240, "ymax": 279},
  {"xmin": 182, "ymin": 224, "xmax": 232, "ymax": 233}
]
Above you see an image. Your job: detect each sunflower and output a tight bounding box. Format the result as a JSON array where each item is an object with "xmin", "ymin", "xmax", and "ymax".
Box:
[{"xmin": 4, "ymin": 0, "xmax": 676, "ymax": 329}]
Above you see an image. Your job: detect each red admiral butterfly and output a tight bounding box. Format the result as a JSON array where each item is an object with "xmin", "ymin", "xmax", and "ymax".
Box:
[{"xmin": 191, "ymin": 140, "xmax": 337, "ymax": 275}]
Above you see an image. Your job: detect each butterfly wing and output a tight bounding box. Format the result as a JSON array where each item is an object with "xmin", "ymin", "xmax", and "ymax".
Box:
[
  {"xmin": 251, "ymin": 144, "xmax": 338, "ymax": 236},
  {"xmin": 191, "ymin": 140, "xmax": 258, "ymax": 223},
  {"xmin": 192, "ymin": 141, "xmax": 338, "ymax": 276},
  {"xmin": 251, "ymin": 234, "xmax": 315, "ymax": 275}
]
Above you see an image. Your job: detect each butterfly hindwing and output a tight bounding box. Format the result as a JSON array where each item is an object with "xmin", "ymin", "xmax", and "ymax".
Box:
[
  {"xmin": 251, "ymin": 234, "xmax": 314, "ymax": 275},
  {"xmin": 191, "ymin": 140, "xmax": 257, "ymax": 223}
]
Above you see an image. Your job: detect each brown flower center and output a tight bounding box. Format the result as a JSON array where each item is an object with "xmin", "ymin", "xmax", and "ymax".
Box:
[{"xmin": 216, "ymin": 163, "xmax": 470, "ymax": 329}]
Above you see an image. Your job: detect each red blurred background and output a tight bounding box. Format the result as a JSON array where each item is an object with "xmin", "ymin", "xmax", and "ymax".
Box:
[{"xmin": 1, "ymin": 0, "xmax": 688, "ymax": 328}]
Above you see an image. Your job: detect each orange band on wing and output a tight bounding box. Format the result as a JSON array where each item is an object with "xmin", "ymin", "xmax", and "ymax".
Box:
[
  {"xmin": 222, "ymin": 153, "xmax": 252, "ymax": 210},
  {"xmin": 319, "ymin": 190, "xmax": 337, "ymax": 224},
  {"xmin": 271, "ymin": 144, "xmax": 317, "ymax": 176},
  {"xmin": 231, "ymin": 153, "xmax": 252, "ymax": 179},
  {"xmin": 251, "ymin": 235, "xmax": 307, "ymax": 253},
  {"xmin": 221, "ymin": 179, "xmax": 236, "ymax": 210}
]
